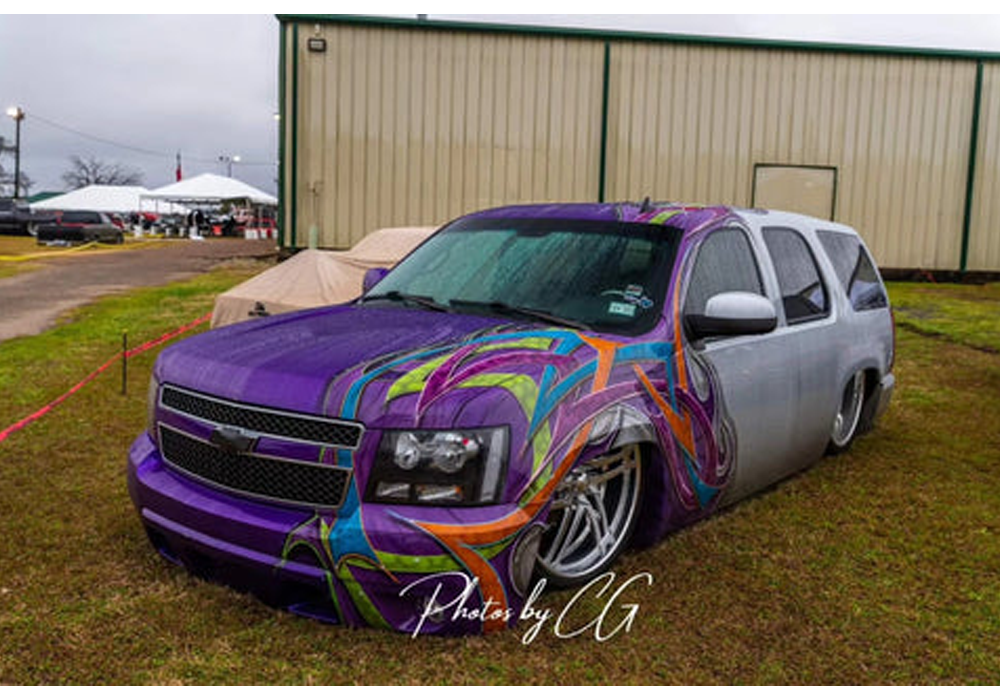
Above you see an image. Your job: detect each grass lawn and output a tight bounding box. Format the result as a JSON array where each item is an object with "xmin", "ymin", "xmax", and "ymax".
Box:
[{"xmin": 0, "ymin": 274, "xmax": 998, "ymax": 684}]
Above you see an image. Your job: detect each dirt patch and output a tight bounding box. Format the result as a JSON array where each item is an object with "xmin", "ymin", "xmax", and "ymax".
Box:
[{"xmin": 0, "ymin": 238, "xmax": 276, "ymax": 343}]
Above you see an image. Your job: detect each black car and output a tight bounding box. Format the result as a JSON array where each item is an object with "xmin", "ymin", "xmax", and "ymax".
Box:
[{"xmin": 0, "ymin": 197, "xmax": 39, "ymax": 236}]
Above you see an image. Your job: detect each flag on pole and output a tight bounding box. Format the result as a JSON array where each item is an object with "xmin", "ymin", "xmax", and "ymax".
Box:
[{"xmin": 175, "ymin": 152, "xmax": 182, "ymax": 181}]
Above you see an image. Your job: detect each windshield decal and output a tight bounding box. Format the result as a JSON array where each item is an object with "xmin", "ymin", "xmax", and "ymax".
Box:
[{"xmin": 608, "ymin": 302, "xmax": 636, "ymax": 317}]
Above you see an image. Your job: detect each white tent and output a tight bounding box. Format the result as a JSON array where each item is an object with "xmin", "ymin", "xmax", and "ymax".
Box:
[
  {"xmin": 145, "ymin": 173, "xmax": 278, "ymax": 206},
  {"xmin": 210, "ymin": 226, "xmax": 437, "ymax": 328},
  {"xmin": 30, "ymin": 185, "xmax": 188, "ymax": 214}
]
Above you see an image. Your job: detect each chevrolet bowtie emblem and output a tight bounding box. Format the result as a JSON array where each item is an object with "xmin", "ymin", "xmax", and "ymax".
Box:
[{"xmin": 209, "ymin": 426, "xmax": 258, "ymax": 454}]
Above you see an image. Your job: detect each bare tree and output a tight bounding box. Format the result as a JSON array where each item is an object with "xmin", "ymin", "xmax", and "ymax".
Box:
[
  {"xmin": 0, "ymin": 136, "xmax": 33, "ymax": 197},
  {"xmin": 62, "ymin": 155, "xmax": 144, "ymax": 189}
]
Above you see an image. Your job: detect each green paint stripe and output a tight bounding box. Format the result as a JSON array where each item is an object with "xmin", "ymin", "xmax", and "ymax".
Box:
[
  {"xmin": 290, "ymin": 23, "xmax": 299, "ymax": 249},
  {"xmin": 277, "ymin": 23, "xmax": 286, "ymax": 248},
  {"xmin": 598, "ymin": 41, "xmax": 611, "ymax": 203}
]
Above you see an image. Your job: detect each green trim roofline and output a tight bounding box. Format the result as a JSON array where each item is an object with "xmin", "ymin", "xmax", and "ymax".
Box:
[{"xmin": 277, "ymin": 14, "xmax": 1000, "ymax": 62}]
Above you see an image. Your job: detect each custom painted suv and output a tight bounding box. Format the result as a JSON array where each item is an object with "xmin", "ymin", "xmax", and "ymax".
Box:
[{"xmin": 127, "ymin": 202, "xmax": 894, "ymax": 635}]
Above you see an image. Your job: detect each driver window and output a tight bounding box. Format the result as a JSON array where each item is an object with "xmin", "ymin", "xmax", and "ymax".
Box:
[{"xmin": 683, "ymin": 227, "xmax": 764, "ymax": 318}]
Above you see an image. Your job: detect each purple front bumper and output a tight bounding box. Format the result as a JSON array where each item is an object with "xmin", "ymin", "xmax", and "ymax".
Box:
[{"xmin": 127, "ymin": 433, "xmax": 539, "ymax": 635}]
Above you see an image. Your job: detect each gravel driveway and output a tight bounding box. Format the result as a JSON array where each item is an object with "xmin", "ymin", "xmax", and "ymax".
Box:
[{"xmin": 0, "ymin": 239, "xmax": 276, "ymax": 343}]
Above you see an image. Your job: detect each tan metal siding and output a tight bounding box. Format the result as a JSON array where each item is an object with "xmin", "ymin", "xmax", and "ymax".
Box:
[
  {"xmin": 284, "ymin": 20, "xmax": 995, "ymax": 270},
  {"xmin": 969, "ymin": 63, "xmax": 1000, "ymax": 272},
  {"xmin": 289, "ymin": 24, "xmax": 605, "ymax": 248},
  {"xmin": 606, "ymin": 43, "xmax": 975, "ymax": 269}
]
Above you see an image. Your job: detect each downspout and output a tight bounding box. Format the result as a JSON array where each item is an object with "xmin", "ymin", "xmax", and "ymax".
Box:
[
  {"xmin": 959, "ymin": 60, "xmax": 983, "ymax": 274},
  {"xmin": 290, "ymin": 22, "xmax": 300, "ymax": 249},
  {"xmin": 277, "ymin": 21, "xmax": 287, "ymax": 248},
  {"xmin": 597, "ymin": 41, "xmax": 611, "ymax": 203}
]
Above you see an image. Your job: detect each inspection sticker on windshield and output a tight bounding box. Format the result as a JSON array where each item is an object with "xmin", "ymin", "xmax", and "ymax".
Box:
[
  {"xmin": 608, "ymin": 301, "xmax": 636, "ymax": 317},
  {"xmin": 624, "ymin": 284, "xmax": 654, "ymax": 309}
]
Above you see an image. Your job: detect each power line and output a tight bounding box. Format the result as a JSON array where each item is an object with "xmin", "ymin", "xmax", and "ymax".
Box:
[{"xmin": 26, "ymin": 111, "xmax": 277, "ymax": 167}]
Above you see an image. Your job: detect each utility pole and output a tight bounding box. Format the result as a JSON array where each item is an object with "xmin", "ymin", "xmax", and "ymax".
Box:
[{"xmin": 6, "ymin": 106, "xmax": 24, "ymax": 198}]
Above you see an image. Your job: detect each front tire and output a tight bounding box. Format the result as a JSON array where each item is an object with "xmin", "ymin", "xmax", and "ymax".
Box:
[{"xmin": 535, "ymin": 443, "xmax": 643, "ymax": 588}]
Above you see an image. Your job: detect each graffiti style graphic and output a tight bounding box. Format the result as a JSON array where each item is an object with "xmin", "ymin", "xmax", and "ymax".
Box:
[
  {"xmin": 270, "ymin": 202, "xmax": 739, "ymax": 632},
  {"xmin": 129, "ymin": 200, "xmax": 876, "ymax": 634}
]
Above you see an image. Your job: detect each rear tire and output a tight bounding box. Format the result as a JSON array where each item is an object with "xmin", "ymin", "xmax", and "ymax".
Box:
[
  {"xmin": 827, "ymin": 370, "xmax": 866, "ymax": 454},
  {"xmin": 535, "ymin": 443, "xmax": 643, "ymax": 588}
]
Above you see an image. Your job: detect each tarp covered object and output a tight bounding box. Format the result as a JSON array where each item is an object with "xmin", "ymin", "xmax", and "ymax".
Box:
[{"xmin": 210, "ymin": 226, "xmax": 436, "ymax": 328}]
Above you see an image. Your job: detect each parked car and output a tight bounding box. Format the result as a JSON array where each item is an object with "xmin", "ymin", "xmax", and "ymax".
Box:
[
  {"xmin": 0, "ymin": 197, "xmax": 54, "ymax": 236},
  {"xmin": 35, "ymin": 210, "xmax": 125, "ymax": 245},
  {"xmin": 127, "ymin": 202, "xmax": 895, "ymax": 635}
]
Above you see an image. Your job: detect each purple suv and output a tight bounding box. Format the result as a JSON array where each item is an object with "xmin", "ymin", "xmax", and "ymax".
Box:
[{"xmin": 127, "ymin": 202, "xmax": 894, "ymax": 635}]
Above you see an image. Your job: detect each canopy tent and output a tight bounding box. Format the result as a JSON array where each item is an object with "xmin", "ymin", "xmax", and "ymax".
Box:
[
  {"xmin": 211, "ymin": 226, "xmax": 437, "ymax": 328},
  {"xmin": 144, "ymin": 173, "xmax": 278, "ymax": 206},
  {"xmin": 30, "ymin": 185, "xmax": 188, "ymax": 214},
  {"xmin": 143, "ymin": 173, "xmax": 278, "ymax": 238}
]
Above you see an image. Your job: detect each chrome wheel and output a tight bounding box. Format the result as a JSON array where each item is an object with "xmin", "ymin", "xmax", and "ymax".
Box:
[
  {"xmin": 829, "ymin": 370, "xmax": 865, "ymax": 452},
  {"xmin": 536, "ymin": 443, "xmax": 643, "ymax": 587}
]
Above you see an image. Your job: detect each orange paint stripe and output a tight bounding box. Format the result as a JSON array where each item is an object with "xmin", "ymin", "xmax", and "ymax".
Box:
[
  {"xmin": 416, "ymin": 333, "xmax": 622, "ymax": 631},
  {"xmin": 634, "ymin": 365, "xmax": 695, "ymax": 455},
  {"xmin": 671, "ymin": 284, "xmax": 689, "ymax": 391}
]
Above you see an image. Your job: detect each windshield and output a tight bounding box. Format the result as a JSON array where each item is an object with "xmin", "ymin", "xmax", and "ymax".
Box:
[{"xmin": 363, "ymin": 217, "xmax": 681, "ymax": 336}]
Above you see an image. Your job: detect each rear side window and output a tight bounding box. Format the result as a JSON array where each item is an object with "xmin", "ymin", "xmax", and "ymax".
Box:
[
  {"xmin": 62, "ymin": 211, "xmax": 101, "ymax": 224},
  {"xmin": 817, "ymin": 229, "xmax": 888, "ymax": 311},
  {"xmin": 762, "ymin": 227, "xmax": 829, "ymax": 324}
]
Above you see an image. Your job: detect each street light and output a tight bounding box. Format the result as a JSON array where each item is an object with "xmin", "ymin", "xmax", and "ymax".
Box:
[
  {"xmin": 6, "ymin": 106, "xmax": 24, "ymax": 198},
  {"xmin": 218, "ymin": 154, "xmax": 241, "ymax": 178}
]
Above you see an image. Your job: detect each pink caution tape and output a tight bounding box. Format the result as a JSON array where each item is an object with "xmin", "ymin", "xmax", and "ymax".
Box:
[{"xmin": 0, "ymin": 312, "xmax": 211, "ymax": 445}]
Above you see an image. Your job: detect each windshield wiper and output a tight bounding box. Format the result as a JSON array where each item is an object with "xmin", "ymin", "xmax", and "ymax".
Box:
[
  {"xmin": 449, "ymin": 298, "xmax": 591, "ymax": 331},
  {"xmin": 362, "ymin": 290, "xmax": 450, "ymax": 313}
]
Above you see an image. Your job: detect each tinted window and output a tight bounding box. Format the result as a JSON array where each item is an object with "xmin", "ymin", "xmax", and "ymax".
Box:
[
  {"xmin": 683, "ymin": 227, "xmax": 763, "ymax": 317},
  {"xmin": 817, "ymin": 229, "xmax": 888, "ymax": 311},
  {"xmin": 366, "ymin": 217, "xmax": 682, "ymax": 336},
  {"xmin": 762, "ymin": 227, "xmax": 829, "ymax": 324},
  {"xmin": 62, "ymin": 211, "xmax": 101, "ymax": 224}
]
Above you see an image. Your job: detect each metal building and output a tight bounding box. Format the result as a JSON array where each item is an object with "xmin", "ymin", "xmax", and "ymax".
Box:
[{"xmin": 277, "ymin": 14, "xmax": 1000, "ymax": 273}]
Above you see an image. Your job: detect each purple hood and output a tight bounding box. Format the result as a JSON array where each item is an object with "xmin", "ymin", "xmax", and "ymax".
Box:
[{"xmin": 155, "ymin": 304, "xmax": 521, "ymax": 415}]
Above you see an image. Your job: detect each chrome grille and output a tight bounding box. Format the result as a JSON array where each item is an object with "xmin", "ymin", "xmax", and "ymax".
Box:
[
  {"xmin": 160, "ymin": 384, "xmax": 362, "ymax": 448},
  {"xmin": 159, "ymin": 425, "xmax": 350, "ymax": 509}
]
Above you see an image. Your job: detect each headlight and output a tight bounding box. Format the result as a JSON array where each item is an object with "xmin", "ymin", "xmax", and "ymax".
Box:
[{"xmin": 367, "ymin": 427, "xmax": 508, "ymax": 506}]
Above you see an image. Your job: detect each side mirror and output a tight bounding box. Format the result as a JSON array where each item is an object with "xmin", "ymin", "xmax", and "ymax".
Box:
[
  {"xmin": 362, "ymin": 267, "xmax": 389, "ymax": 294},
  {"xmin": 685, "ymin": 291, "xmax": 778, "ymax": 340}
]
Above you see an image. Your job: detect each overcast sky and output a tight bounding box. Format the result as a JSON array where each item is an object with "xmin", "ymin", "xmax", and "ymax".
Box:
[{"xmin": 3, "ymin": 12, "xmax": 1000, "ymax": 197}]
